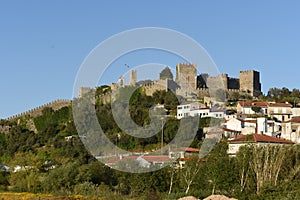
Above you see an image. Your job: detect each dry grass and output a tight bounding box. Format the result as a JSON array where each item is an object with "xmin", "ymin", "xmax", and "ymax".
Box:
[{"xmin": 0, "ymin": 192, "xmax": 102, "ymax": 200}]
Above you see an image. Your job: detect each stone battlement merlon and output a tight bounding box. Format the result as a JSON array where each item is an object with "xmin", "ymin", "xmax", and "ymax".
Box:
[{"xmin": 239, "ymin": 69, "xmax": 258, "ymax": 74}]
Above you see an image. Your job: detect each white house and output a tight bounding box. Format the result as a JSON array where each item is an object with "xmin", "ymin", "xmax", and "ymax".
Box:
[
  {"xmin": 137, "ymin": 155, "xmax": 172, "ymax": 168},
  {"xmin": 224, "ymin": 117, "xmax": 276, "ymax": 137},
  {"xmin": 228, "ymin": 134, "xmax": 294, "ymax": 156},
  {"xmin": 209, "ymin": 109, "xmax": 226, "ymax": 118},
  {"xmin": 237, "ymin": 101, "xmax": 269, "ymax": 114},
  {"xmin": 268, "ymin": 102, "xmax": 293, "ymax": 122},
  {"xmin": 177, "ymin": 102, "xmax": 225, "ymax": 119},
  {"xmin": 281, "ymin": 117, "xmax": 300, "ymax": 143},
  {"xmin": 224, "ymin": 118, "xmax": 256, "ymax": 135},
  {"xmin": 292, "ymin": 107, "xmax": 300, "ymax": 117}
]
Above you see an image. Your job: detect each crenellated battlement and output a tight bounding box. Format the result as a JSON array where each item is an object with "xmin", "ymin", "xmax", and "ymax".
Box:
[{"xmin": 6, "ymin": 99, "xmax": 71, "ymax": 120}]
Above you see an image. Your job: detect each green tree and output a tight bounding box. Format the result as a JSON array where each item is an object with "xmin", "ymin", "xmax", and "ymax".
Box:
[
  {"xmin": 206, "ymin": 139, "xmax": 234, "ymax": 195},
  {"xmin": 180, "ymin": 156, "xmax": 203, "ymax": 194},
  {"xmin": 251, "ymin": 106, "xmax": 262, "ymax": 113}
]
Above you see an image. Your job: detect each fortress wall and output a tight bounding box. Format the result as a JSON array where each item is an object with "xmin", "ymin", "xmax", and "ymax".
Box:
[
  {"xmin": 144, "ymin": 80, "xmax": 168, "ymax": 96},
  {"xmin": 228, "ymin": 78, "xmax": 240, "ymax": 90},
  {"xmin": 196, "ymin": 88, "xmax": 210, "ymax": 98},
  {"xmin": 7, "ymin": 99, "xmax": 71, "ymax": 120}
]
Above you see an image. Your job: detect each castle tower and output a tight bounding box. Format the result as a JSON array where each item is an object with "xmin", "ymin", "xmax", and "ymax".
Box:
[
  {"xmin": 218, "ymin": 74, "xmax": 228, "ymax": 89},
  {"xmin": 118, "ymin": 76, "xmax": 125, "ymax": 87},
  {"xmin": 175, "ymin": 63, "xmax": 197, "ymax": 92},
  {"xmin": 129, "ymin": 70, "xmax": 137, "ymax": 86},
  {"xmin": 78, "ymin": 87, "xmax": 92, "ymax": 98},
  {"xmin": 239, "ymin": 70, "xmax": 261, "ymax": 97}
]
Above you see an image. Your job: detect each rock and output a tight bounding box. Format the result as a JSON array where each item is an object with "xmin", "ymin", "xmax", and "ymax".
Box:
[
  {"xmin": 178, "ymin": 196, "xmax": 199, "ymax": 200},
  {"xmin": 203, "ymin": 195, "xmax": 238, "ymax": 200}
]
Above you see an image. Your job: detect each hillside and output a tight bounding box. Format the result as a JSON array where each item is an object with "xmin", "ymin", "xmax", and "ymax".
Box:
[{"xmin": 0, "ymin": 86, "xmax": 300, "ymax": 199}]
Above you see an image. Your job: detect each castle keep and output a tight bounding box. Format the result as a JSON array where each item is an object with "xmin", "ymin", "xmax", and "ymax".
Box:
[
  {"xmin": 239, "ymin": 70, "xmax": 261, "ymax": 96},
  {"xmin": 175, "ymin": 63, "xmax": 197, "ymax": 91}
]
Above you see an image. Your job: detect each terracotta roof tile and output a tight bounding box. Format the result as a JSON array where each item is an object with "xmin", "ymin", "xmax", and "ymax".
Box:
[
  {"xmin": 286, "ymin": 117, "xmax": 300, "ymax": 123},
  {"xmin": 237, "ymin": 118, "xmax": 257, "ymax": 123},
  {"xmin": 238, "ymin": 101, "xmax": 269, "ymax": 107},
  {"xmin": 181, "ymin": 147, "xmax": 200, "ymax": 152},
  {"xmin": 268, "ymin": 103, "xmax": 292, "ymax": 107},
  {"xmin": 228, "ymin": 134, "xmax": 294, "ymax": 144},
  {"xmin": 141, "ymin": 155, "xmax": 172, "ymax": 163}
]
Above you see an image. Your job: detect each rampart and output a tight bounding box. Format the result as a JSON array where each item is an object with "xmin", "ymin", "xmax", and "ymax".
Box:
[{"xmin": 6, "ymin": 99, "xmax": 71, "ymax": 120}]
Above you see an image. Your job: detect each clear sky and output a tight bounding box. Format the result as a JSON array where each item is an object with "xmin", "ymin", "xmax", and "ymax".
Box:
[{"xmin": 1, "ymin": 1, "xmax": 300, "ymax": 119}]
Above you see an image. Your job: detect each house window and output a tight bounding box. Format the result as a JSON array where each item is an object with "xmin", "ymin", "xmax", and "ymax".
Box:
[{"xmin": 282, "ymin": 108, "xmax": 286, "ymax": 113}]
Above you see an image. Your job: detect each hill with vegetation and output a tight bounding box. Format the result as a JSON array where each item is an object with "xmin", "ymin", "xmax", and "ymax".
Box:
[{"xmin": 0, "ymin": 86, "xmax": 300, "ymax": 199}]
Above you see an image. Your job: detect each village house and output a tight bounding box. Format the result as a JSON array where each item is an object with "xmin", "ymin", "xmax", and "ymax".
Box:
[
  {"xmin": 169, "ymin": 147, "xmax": 201, "ymax": 168},
  {"xmin": 236, "ymin": 101, "xmax": 293, "ymax": 122},
  {"xmin": 105, "ymin": 147, "xmax": 201, "ymax": 169},
  {"xmin": 281, "ymin": 117, "xmax": 300, "ymax": 143},
  {"xmin": 268, "ymin": 102, "xmax": 293, "ymax": 122},
  {"xmin": 237, "ymin": 101, "xmax": 269, "ymax": 115},
  {"xmin": 227, "ymin": 133, "xmax": 294, "ymax": 156},
  {"xmin": 137, "ymin": 155, "xmax": 173, "ymax": 168},
  {"xmin": 223, "ymin": 117, "xmax": 280, "ymax": 138},
  {"xmin": 292, "ymin": 107, "xmax": 300, "ymax": 117},
  {"xmin": 177, "ymin": 102, "xmax": 225, "ymax": 119}
]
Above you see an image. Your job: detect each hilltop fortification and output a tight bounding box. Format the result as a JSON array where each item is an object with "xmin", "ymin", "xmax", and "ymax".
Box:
[{"xmin": 6, "ymin": 99, "xmax": 71, "ymax": 121}]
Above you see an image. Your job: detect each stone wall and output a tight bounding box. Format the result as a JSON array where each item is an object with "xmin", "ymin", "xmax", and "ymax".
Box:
[
  {"xmin": 6, "ymin": 99, "xmax": 71, "ymax": 120},
  {"xmin": 228, "ymin": 78, "xmax": 239, "ymax": 90},
  {"xmin": 144, "ymin": 79, "xmax": 179, "ymax": 96},
  {"xmin": 196, "ymin": 88, "xmax": 210, "ymax": 98}
]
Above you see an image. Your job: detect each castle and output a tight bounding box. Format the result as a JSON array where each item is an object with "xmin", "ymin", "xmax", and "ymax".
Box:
[
  {"xmin": 140, "ymin": 63, "xmax": 262, "ymax": 98},
  {"xmin": 80, "ymin": 63, "xmax": 262, "ymax": 99}
]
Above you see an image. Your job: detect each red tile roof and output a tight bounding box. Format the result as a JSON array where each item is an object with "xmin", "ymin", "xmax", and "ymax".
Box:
[
  {"xmin": 141, "ymin": 155, "xmax": 172, "ymax": 163},
  {"xmin": 237, "ymin": 118, "xmax": 257, "ymax": 123},
  {"xmin": 179, "ymin": 156, "xmax": 207, "ymax": 162},
  {"xmin": 268, "ymin": 103, "xmax": 292, "ymax": 107},
  {"xmin": 228, "ymin": 134, "xmax": 294, "ymax": 144},
  {"xmin": 238, "ymin": 102, "xmax": 292, "ymax": 108},
  {"xmin": 238, "ymin": 101, "xmax": 269, "ymax": 107},
  {"xmin": 181, "ymin": 147, "xmax": 200, "ymax": 152},
  {"xmin": 286, "ymin": 117, "xmax": 300, "ymax": 123}
]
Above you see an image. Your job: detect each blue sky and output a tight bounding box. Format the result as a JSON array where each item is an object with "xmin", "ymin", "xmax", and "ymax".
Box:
[{"xmin": 1, "ymin": 1, "xmax": 300, "ymax": 119}]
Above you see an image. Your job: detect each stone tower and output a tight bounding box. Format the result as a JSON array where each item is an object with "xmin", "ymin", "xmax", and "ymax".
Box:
[
  {"xmin": 129, "ymin": 70, "xmax": 137, "ymax": 86},
  {"xmin": 118, "ymin": 76, "xmax": 125, "ymax": 87},
  {"xmin": 175, "ymin": 63, "xmax": 197, "ymax": 92},
  {"xmin": 239, "ymin": 70, "xmax": 261, "ymax": 97},
  {"xmin": 78, "ymin": 87, "xmax": 92, "ymax": 98}
]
